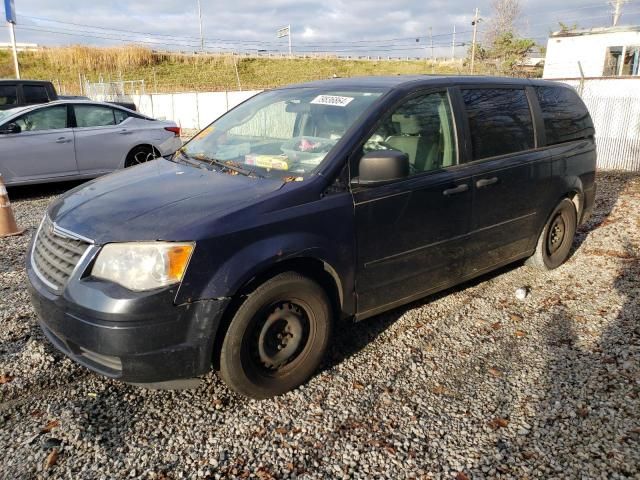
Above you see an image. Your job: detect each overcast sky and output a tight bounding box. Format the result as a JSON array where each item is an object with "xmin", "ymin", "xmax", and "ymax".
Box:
[{"xmin": 2, "ymin": 1, "xmax": 640, "ymax": 57}]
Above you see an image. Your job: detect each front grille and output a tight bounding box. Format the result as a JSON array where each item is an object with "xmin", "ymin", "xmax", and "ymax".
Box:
[{"xmin": 32, "ymin": 217, "xmax": 90, "ymax": 291}]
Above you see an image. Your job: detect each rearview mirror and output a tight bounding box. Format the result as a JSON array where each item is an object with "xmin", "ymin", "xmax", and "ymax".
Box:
[
  {"xmin": 353, "ymin": 150, "xmax": 410, "ymax": 186},
  {"xmin": 0, "ymin": 123, "xmax": 21, "ymax": 134}
]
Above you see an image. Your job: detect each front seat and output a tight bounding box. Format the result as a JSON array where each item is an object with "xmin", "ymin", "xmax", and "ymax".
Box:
[
  {"xmin": 385, "ymin": 114, "xmax": 432, "ymax": 171},
  {"xmin": 313, "ymin": 108, "xmax": 348, "ymax": 140}
]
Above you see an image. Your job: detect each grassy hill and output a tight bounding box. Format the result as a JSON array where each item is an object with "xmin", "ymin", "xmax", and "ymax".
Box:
[{"xmin": 0, "ymin": 46, "xmax": 474, "ymax": 94}]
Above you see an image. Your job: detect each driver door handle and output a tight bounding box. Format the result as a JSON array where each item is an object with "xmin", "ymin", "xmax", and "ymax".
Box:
[
  {"xmin": 119, "ymin": 129, "xmax": 133, "ymax": 135},
  {"xmin": 443, "ymin": 184, "xmax": 469, "ymax": 196},
  {"xmin": 55, "ymin": 137, "xmax": 70, "ymax": 144}
]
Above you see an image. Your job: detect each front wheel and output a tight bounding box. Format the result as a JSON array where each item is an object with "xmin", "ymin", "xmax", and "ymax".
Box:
[
  {"xmin": 219, "ymin": 272, "xmax": 332, "ymax": 399},
  {"xmin": 527, "ymin": 198, "xmax": 577, "ymax": 270}
]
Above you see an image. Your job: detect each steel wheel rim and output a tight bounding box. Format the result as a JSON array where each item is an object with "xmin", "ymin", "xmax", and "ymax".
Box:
[
  {"xmin": 251, "ymin": 301, "xmax": 311, "ymax": 376},
  {"xmin": 547, "ymin": 214, "xmax": 567, "ymax": 254}
]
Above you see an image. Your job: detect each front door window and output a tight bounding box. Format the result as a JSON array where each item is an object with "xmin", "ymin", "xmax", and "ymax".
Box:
[{"xmin": 362, "ymin": 91, "xmax": 457, "ymax": 175}]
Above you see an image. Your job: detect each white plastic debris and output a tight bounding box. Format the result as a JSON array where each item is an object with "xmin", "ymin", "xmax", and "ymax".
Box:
[{"xmin": 515, "ymin": 287, "xmax": 530, "ymax": 301}]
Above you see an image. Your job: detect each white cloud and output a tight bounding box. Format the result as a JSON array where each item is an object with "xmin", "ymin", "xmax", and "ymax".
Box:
[{"xmin": 5, "ymin": 0, "xmax": 635, "ymax": 57}]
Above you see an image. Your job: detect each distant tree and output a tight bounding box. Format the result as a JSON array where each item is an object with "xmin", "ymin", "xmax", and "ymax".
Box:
[
  {"xmin": 489, "ymin": 32, "xmax": 536, "ymax": 73},
  {"xmin": 558, "ymin": 21, "xmax": 579, "ymax": 33},
  {"xmin": 485, "ymin": 0, "xmax": 522, "ymax": 45}
]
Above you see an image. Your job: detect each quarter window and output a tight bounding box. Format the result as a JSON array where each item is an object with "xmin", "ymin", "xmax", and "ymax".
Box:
[
  {"xmin": 0, "ymin": 85, "xmax": 18, "ymax": 106},
  {"xmin": 113, "ymin": 109, "xmax": 129, "ymax": 124},
  {"xmin": 75, "ymin": 105, "xmax": 117, "ymax": 127},
  {"xmin": 535, "ymin": 86, "xmax": 594, "ymax": 145},
  {"xmin": 362, "ymin": 91, "xmax": 457, "ymax": 174},
  {"xmin": 15, "ymin": 106, "xmax": 67, "ymax": 132},
  {"xmin": 462, "ymin": 88, "xmax": 535, "ymax": 160},
  {"xmin": 23, "ymin": 85, "xmax": 50, "ymax": 104}
]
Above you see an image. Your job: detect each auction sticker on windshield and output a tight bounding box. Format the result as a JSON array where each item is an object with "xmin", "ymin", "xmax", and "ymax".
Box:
[{"xmin": 310, "ymin": 95, "xmax": 354, "ymax": 107}]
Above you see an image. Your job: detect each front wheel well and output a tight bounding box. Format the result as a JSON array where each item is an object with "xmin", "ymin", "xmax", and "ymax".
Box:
[{"xmin": 211, "ymin": 257, "xmax": 343, "ymax": 370}]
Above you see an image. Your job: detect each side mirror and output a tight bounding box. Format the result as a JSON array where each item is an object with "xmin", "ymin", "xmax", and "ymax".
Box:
[
  {"xmin": 353, "ymin": 150, "xmax": 410, "ymax": 186},
  {"xmin": 0, "ymin": 123, "xmax": 21, "ymax": 134}
]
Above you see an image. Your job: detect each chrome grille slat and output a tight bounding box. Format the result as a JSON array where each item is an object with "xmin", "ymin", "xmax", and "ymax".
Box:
[
  {"xmin": 33, "ymin": 249, "xmax": 69, "ymax": 287},
  {"xmin": 36, "ymin": 237, "xmax": 77, "ymax": 269},
  {"xmin": 32, "ymin": 217, "xmax": 90, "ymax": 291}
]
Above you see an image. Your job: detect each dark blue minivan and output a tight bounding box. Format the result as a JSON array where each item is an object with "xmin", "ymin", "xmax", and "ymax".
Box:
[{"xmin": 27, "ymin": 76, "xmax": 596, "ymax": 398}]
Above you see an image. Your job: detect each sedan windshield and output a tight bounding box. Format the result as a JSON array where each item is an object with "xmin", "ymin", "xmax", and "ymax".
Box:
[
  {"xmin": 178, "ymin": 87, "xmax": 384, "ymax": 180},
  {"xmin": 0, "ymin": 107, "xmax": 23, "ymax": 124}
]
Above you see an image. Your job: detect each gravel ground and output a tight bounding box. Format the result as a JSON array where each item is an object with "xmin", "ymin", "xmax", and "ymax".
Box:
[{"xmin": 1, "ymin": 172, "xmax": 639, "ymax": 480}]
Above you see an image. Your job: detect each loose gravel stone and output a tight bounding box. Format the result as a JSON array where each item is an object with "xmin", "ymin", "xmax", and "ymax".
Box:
[{"xmin": 1, "ymin": 173, "xmax": 639, "ymax": 479}]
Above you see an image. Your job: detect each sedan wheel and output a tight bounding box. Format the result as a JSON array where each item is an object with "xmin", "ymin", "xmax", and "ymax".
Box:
[{"xmin": 125, "ymin": 146, "xmax": 156, "ymax": 168}]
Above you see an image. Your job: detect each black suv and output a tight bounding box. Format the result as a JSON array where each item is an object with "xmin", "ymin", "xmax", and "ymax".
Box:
[
  {"xmin": 0, "ymin": 80, "xmax": 57, "ymax": 110},
  {"xmin": 27, "ymin": 76, "xmax": 596, "ymax": 399}
]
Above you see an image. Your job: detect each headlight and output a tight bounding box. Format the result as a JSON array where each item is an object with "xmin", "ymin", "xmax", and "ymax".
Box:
[{"xmin": 92, "ymin": 242, "xmax": 194, "ymax": 291}]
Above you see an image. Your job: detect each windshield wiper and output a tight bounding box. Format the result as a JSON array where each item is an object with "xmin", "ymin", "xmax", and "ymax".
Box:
[
  {"xmin": 173, "ymin": 150, "xmax": 212, "ymax": 170},
  {"xmin": 174, "ymin": 150, "xmax": 263, "ymax": 178},
  {"xmin": 200, "ymin": 155, "xmax": 263, "ymax": 178}
]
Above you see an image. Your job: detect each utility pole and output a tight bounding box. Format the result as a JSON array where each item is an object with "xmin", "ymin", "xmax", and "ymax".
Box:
[
  {"xmin": 429, "ymin": 27, "xmax": 434, "ymax": 59},
  {"xmin": 610, "ymin": 0, "xmax": 629, "ymax": 26},
  {"xmin": 4, "ymin": 0, "xmax": 19, "ymax": 79},
  {"xmin": 288, "ymin": 24, "xmax": 292, "ymax": 57},
  {"xmin": 470, "ymin": 8, "xmax": 481, "ymax": 74},
  {"xmin": 451, "ymin": 25, "xmax": 456, "ymax": 61},
  {"xmin": 196, "ymin": 0, "xmax": 204, "ymax": 51}
]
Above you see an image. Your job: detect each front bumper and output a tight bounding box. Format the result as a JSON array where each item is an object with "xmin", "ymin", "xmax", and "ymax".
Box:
[{"xmin": 27, "ymin": 250, "xmax": 229, "ymax": 384}]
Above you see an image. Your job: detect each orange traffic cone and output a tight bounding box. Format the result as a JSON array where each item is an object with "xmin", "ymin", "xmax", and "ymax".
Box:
[{"xmin": 0, "ymin": 175, "xmax": 25, "ymax": 238}]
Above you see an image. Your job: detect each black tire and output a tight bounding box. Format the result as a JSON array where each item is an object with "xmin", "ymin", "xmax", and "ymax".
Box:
[
  {"xmin": 527, "ymin": 198, "xmax": 577, "ymax": 270},
  {"xmin": 219, "ymin": 272, "xmax": 332, "ymax": 399},
  {"xmin": 125, "ymin": 145, "xmax": 157, "ymax": 168}
]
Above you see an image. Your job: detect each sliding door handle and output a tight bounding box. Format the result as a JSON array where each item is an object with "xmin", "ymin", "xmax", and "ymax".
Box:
[
  {"xmin": 476, "ymin": 177, "xmax": 499, "ymax": 188},
  {"xmin": 443, "ymin": 184, "xmax": 469, "ymax": 196}
]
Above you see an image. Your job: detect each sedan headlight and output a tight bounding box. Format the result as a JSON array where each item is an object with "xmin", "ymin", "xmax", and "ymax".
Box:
[{"xmin": 92, "ymin": 242, "xmax": 194, "ymax": 291}]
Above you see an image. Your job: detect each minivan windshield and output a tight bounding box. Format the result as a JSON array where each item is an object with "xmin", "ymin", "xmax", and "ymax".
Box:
[{"xmin": 177, "ymin": 87, "xmax": 384, "ymax": 180}]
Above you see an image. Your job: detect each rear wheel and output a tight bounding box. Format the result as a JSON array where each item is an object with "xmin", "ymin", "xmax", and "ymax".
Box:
[
  {"xmin": 219, "ymin": 272, "xmax": 332, "ymax": 399},
  {"xmin": 527, "ymin": 198, "xmax": 577, "ymax": 270},
  {"xmin": 125, "ymin": 145, "xmax": 157, "ymax": 168}
]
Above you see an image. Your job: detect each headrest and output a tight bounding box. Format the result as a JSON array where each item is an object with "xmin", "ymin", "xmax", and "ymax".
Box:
[
  {"xmin": 321, "ymin": 108, "xmax": 348, "ymax": 128},
  {"xmin": 391, "ymin": 114, "xmax": 421, "ymax": 135}
]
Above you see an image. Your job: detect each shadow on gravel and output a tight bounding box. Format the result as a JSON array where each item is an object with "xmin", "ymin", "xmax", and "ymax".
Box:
[
  {"xmin": 323, "ymin": 261, "xmax": 524, "ymax": 372},
  {"xmin": 75, "ymin": 382, "xmax": 143, "ymax": 461},
  {"xmin": 531, "ymin": 242, "xmax": 639, "ymax": 476},
  {"xmin": 7, "ymin": 180, "xmax": 86, "ymax": 201},
  {"xmin": 572, "ymin": 173, "xmax": 631, "ymax": 254}
]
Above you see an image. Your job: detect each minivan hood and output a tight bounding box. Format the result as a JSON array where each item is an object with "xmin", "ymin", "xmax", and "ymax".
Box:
[{"xmin": 49, "ymin": 159, "xmax": 283, "ymax": 243}]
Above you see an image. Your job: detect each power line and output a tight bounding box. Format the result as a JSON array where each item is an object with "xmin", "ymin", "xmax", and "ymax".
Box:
[{"xmin": 17, "ymin": 14, "xmax": 473, "ymax": 48}]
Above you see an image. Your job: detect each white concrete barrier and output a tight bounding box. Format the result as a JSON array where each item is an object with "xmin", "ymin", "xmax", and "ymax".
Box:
[{"xmin": 127, "ymin": 90, "xmax": 263, "ymax": 131}]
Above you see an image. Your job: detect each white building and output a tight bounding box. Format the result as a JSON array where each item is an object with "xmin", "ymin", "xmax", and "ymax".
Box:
[
  {"xmin": 543, "ymin": 26, "xmax": 640, "ymax": 79},
  {"xmin": 0, "ymin": 42, "xmax": 39, "ymax": 52}
]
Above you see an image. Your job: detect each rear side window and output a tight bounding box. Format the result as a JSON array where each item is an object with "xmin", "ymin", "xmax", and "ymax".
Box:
[
  {"xmin": 0, "ymin": 85, "xmax": 18, "ymax": 106},
  {"xmin": 75, "ymin": 105, "xmax": 117, "ymax": 127},
  {"xmin": 23, "ymin": 85, "xmax": 50, "ymax": 104},
  {"xmin": 462, "ymin": 88, "xmax": 535, "ymax": 160},
  {"xmin": 535, "ymin": 86, "xmax": 594, "ymax": 145}
]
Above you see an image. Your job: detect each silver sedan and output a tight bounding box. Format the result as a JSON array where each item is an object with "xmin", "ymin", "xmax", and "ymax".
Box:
[{"xmin": 0, "ymin": 100, "xmax": 182, "ymax": 186}]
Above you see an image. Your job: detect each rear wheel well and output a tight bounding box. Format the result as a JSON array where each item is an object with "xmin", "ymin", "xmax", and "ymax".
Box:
[
  {"xmin": 125, "ymin": 144, "xmax": 161, "ymax": 167},
  {"xmin": 211, "ymin": 258, "xmax": 342, "ymax": 370},
  {"xmin": 568, "ymin": 191, "xmax": 583, "ymax": 220}
]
